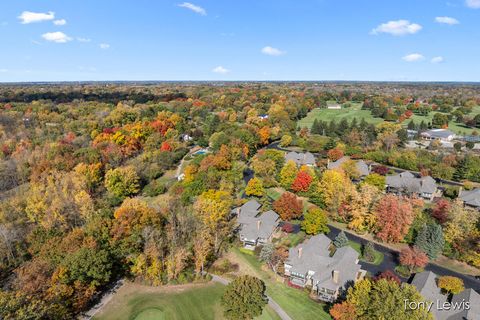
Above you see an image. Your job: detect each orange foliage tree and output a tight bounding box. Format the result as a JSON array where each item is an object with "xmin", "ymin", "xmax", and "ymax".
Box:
[{"xmin": 273, "ymin": 192, "xmax": 303, "ymax": 221}]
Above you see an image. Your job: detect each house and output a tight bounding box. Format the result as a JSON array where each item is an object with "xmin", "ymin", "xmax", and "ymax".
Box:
[
  {"xmin": 327, "ymin": 156, "xmax": 370, "ymax": 179},
  {"xmin": 234, "ymin": 200, "xmax": 280, "ymax": 249},
  {"xmin": 327, "ymin": 102, "xmax": 342, "ymax": 110},
  {"xmin": 285, "ymin": 151, "xmax": 316, "ymax": 167},
  {"xmin": 421, "ymin": 129, "xmax": 456, "ymax": 142},
  {"xmin": 385, "ymin": 172, "xmax": 439, "ymax": 201},
  {"xmin": 411, "ymin": 271, "xmax": 480, "ymax": 320},
  {"xmin": 459, "ymin": 188, "xmax": 480, "ymax": 210},
  {"xmin": 284, "ymin": 234, "xmax": 366, "ymax": 302},
  {"xmin": 258, "ymin": 114, "xmax": 269, "ymax": 120}
]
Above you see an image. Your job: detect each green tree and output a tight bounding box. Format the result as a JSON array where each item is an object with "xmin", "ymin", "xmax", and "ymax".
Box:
[
  {"xmin": 301, "ymin": 207, "xmax": 329, "ymax": 235},
  {"xmin": 334, "ymin": 231, "xmax": 349, "ymax": 248},
  {"xmin": 362, "ymin": 242, "xmax": 376, "ymax": 263},
  {"xmin": 221, "ymin": 275, "xmax": 268, "ymax": 320},
  {"xmin": 62, "ymin": 247, "xmax": 112, "ymax": 287},
  {"xmin": 362, "ymin": 173, "xmax": 386, "ymax": 191},
  {"xmin": 104, "ymin": 166, "xmax": 140, "ymax": 198},
  {"xmin": 415, "ymin": 223, "xmax": 445, "ymax": 260},
  {"xmin": 279, "ymin": 134, "xmax": 292, "ymax": 147}
]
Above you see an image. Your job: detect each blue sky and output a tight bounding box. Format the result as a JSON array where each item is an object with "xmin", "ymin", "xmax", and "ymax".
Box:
[{"xmin": 0, "ymin": 0, "xmax": 479, "ymax": 82}]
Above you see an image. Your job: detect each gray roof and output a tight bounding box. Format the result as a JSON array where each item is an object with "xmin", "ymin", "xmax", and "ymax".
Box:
[
  {"xmin": 327, "ymin": 156, "xmax": 370, "ymax": 177},
  {"xmin": 239, "ymin": 209, "xmax": 279, "ymax": 241},
  {"xmin": 235, "ymin": 200, "xmax": 262, "ymax": 224},
  {"xmin": 286, "ymin": 234, "xmax": 361, "ymax": 292},
  {"xmin": 459, "ymin": 188, "xmax": 480, "ymax": 208},
  {"xmin": 411, "ymin": 271, "xmax": 480, "ymax": 320},
  {"xmin": 422, "ymin": 129, "xmax": 455, "ymax": 139},
  {"xmin": 285, "ymin": 151, "xmax": 316, "ymax": 166},
  {"xmin": 386, "ymin": 172, "xmax": 437, "ymax": 195}
]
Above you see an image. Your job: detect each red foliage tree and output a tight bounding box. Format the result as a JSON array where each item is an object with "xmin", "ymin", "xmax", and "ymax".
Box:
[
  {"xmin": 160, "ymin": 141, "xmax": 172, "ymax": 152},
  {"xmin": 405, "ymin": 110, "xmax": 413, "ymax": 118},
  {"xmin": 330, "ymin": 301, "xmax": 357, "ymax": 320},
  {"xmin": 374, "ymin": 195, "xmax": 415, "ymax": 243},
  {"xmin": 399, "ymin": 246, "xmax": 429, "ymax": 273},
  {"xmin": 281, "ymin": 223, "xmax": 294, "ymax": 233},
  {"xmin": 431, "ymin": 198, "xmax": 450, "ymax": 224},
  {"xmin": 372, "ymin": 165, "xmax": 389, "ymax": 176},
  {"xmin": 373, "ymin": 270, "xmax": 401, "ymax": 285},
  {"xmin": 273, "ymin": 192, "xmax": 303, "ymax": 221},
  {"xmin": 327, "ymin": 148, "xmax": 344, "ymax": 161},
  {"xmin": 291, "ymin": 171, "xmax": 313, "ymax": 192}
]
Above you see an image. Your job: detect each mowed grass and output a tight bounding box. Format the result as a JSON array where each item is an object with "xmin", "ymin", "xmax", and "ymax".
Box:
[
  {"xmin": 347, "ymin": 240, "xmax": 384, "ymax": 266},
  {"xmin": 95, "ymin": 282, "xmax": 281, "ymax": 320},
  {"xmin": 407, "ymin": 106, "xmax": 480, "ymax": 135},
  {"xmin": 232, "ymin": 247, "xmax": 332, "ymax": 320},
  {"xmin": 298, "ymin": 102, "xmax": 383, "ymax": 129}
]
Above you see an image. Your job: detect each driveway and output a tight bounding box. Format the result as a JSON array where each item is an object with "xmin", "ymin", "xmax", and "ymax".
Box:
[
  {"xmin": 209, "ymin": 273, "xmax": 293, "ymax": 320},
  {"xmin": 327, "ymin": 225, "xmax": 480, "ymax": 292}
]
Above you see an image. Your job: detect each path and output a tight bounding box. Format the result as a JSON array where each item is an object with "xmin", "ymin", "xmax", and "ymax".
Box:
[
  {"xmin": 79, "ymin": 279, "xmax": 124, "ymax": 320},
  {"xmin": 209, "ymin": 273, "xmax": 293, "ymax": 320},
  {"xmin": 327, "ymin": 225, "xmax": 480, "ymax": 292}
]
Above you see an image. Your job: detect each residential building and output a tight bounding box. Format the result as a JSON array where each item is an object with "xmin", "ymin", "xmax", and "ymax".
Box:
[
  {"xmin": 411, "ymin": 271, "xmax": 480, "ymax": 320},
  {"xmin": 285, "ymin": 151, "xmax": 316, "ymax": 167},
  {"xmin": 327, "ymin": 102, "xmax": 342, "ymax": 110},
  {"xmin": 421, "ymin": 129, "xmax": 456, "ymax": 142},
  {"xmin": 459, "ymin": 188, "xmax": 480, "ymax": 210},
  {"xmin": 234, "ymin": 200, "xmax": 280, "ymax": 249},
  {"xmin": 284, "ymin": 234, "xmax": 366, "ymax": 302},
  {"xmin": 385, "ymin": 172, "xmax": 439, "ymax": 201},
  {"xmin": 327, "ymin": 156, "xmax": 370, "ymax": 178}
]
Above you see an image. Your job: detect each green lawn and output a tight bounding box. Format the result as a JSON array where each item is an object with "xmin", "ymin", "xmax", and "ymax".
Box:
[
  {"xmin": 95, "ymin": 282, "xmax": 281, "ymax": 320},
  {"xmin": 297, "ymin": 103, "xmax": 383, "ymax": 129},
  {"xmin": 347, "ymin": 241, "xmax": 384, "ymax": 266},
  {"xmin": 232, "ymin": 248, "xmax": 332, "ymax": 320}
]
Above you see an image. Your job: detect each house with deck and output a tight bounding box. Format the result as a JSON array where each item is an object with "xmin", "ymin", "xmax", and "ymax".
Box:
[
  {"xmin": 285, "ymin": 151, "xmax": 316, "ymax": 167},
  {"xmin": 327, "ymin": 156, "xmax": 370, "ymax": 180},
  {"xmin": 459, "ymin": 188, "xmax": 480, "ymax": 210},
  {"xmin": 421, "ymin": 129, "xmax": 456, "ymax": 142},
  {"xmin": 385, "ymin": 172, "xmax": 439, "ymax": 201},
  {"xmin": 284, "ymin": 234, "xmax": 366, "ymax": 302},
  {"xmin": 234, "ymin": 200, "xmax": 280, "ymax": 249},
  {"xmin": 411, "ymin": 271, "xmax": 480, "ymax": 320}
]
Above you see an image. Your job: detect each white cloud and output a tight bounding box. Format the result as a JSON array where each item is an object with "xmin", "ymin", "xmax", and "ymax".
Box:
[
  {"xmin": 77, "ymin": 37, "xmax": 92, "ymax": 43},
  {"xmin": 402, "ymin": 53, "xmax": 425, "ymax": 62},
  {"xmin": 371, "ymin": 20, "xmax": 422, "ymax": 36},
  {"xmin": 435, "ymin": 16, "xmax": 459, "ymax": 25},
  {"xmin": 466, "ymin": 0, "xmax": 480, "ymax": 8},
  {"xmin": 18, "ymin": 11, "xmax": 55, "ymax": 24},
  {"xmin": 41, "ymin": 31, "xmax": 72, "ymax": 43},
  {"xmin": 431, "ymin": 56, "xmax": 444, "ymax": 63},
  {"xmin": 261, "ymin": 46, "xmax": 285, "ymax": 56},
  {"xmin": 212, "ymin": 66, "xmax": 230, "ymax": 74},
  {"xmin": 178, "ymin": 2, "xmax": 207, "ymax": 15},
  {"xmin": 53, "ymin": 19, "xmax": 67, "ymax": 26},
  {"xmin": 99, "ymin": 43, "xmax": 110, "ymax": 49}
]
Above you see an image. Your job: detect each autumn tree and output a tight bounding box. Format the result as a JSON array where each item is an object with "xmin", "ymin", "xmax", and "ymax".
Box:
[
  {"xmin": 301, "ymin": 207, "xmax": 329, "ymax": 235},
  {"xmin": 399, "ymin": 246, "xmax": 429, "ymax": 274},
  {"xmin": 329, "ymin": 301, "xmax": 357, "ymax": 320},
  {"xmin": 344, "ymin": 184, "xmax": 380, "ymax": 232},
  {"xmin": 273, "ymin": 192, "xmax": 303, "ymax": 221},
  {"xmin": 221, "ymin": 275, "xmax": 268, "ymax": 320},
  {"xmin": 279, "ymin": 160, "xmax": 298, "ymax": 189},
  {"xmin": 415, "ymin": 223, "xmax": 444, "ymax": 260},
  {"xmin": 245, "ymin": 177, "xmax": 265, "ymax": 197},
  {"xmin": 291, "ymin": 170, "xmax": 313, "ymax": 193},
  {"xmin": 279, "ymin": 134, "xmax": 292, "ymax": 147},
  {"xmin": 318, "ymin": 169, "xmax": 355, "ymax": 215},
  {"xmin": 327, "ymin": 148, "xmax": 344, "ymax": 161},
  {"xmin": 104, "ymin": 166, "xmax": 140, "ymax": 198},
  {"xmin": 373, "ymin": 270, "xmax": 401, "ymax": 285},
  {"xmin": 259, "ymin": 244, "xmax": 288, "ymax": 275},
  {"xmin": 374, "ymin": 195, "xmax": 415, "ymax": 243},
  {"xmin": 362, "ymin": 173, "xmax": 386, "ymax": 191},
  {"xmin": 443, "ymin": 203, "xmax": 479, "ymax": 244},
  {"xmin": 437, "ymin": 276, "xmax": 464, "ymax": 295},
  {"xmin": 431, "ymin": 198, "xmax": 450, "ymax": 224}
]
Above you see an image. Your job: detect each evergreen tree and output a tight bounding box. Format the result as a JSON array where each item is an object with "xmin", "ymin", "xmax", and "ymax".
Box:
[
  {"xmin": 415, "ymin": 223, "xmax": 445, "ymax": 260},
  {"xmin": 337, "ymin": 119, "xmax": 349, "ymax": 136},
  {"xmin": 407, "ymin": 120, "xmax": 416, "ymax": 130},
  {"xmin": 359, "ymin": 117, "xmax": 368, "ymax": 129},
  {"xmin": 453, "ymin": 157, "xmax": 467, "ymax": 181},
  {"xmin": 362, "ymin": 242, "xmax": 376, "ymax": 262},
  {"xmin": 324, "ymin": 138, "xmax": 337, "ymax": 151},
  {"xmin": 334, "ymin": 231, "xmax": 349, "ymax": 248},
  {"xmin": 328, "ymin": 120, "xmax": 337, "ymax": 137},
  {"xmin": 350, "ymin": 117, "xmax": 358, "ymax": 130},
  {"xmin": 311, "ymin": 119, "xmax": 321, "ymax": 134},
  {"xmin": 419, "ymin": 120, "xmax": 428, "ymax": 131}
]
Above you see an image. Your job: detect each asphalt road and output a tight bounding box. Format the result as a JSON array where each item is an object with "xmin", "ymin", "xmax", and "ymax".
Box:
[{"xmin": 326, "ymin": 225, "xmax": 480, "ymax": 292}]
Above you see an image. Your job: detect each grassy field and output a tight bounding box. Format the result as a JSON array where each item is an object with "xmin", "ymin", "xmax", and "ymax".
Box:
[
  {"xmin": 95, "ymin": 282, "xmax": 281, "ymax": 320},
  {"xmin": 347, "ymin": 240, "xmax": 384, "ymax": 265},
  {"xmin": 231, "ymin": 247, "xmax": 332, "ymax": 320},
  {"xmin": 407, "ymin": 106, "xmax": 480, "ymax": 135},
  {"xmin": 297, "ymin": 102, "xmax": 383, "ymax": 129}
]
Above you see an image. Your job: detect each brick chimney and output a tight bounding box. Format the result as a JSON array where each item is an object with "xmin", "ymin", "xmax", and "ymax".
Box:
[
  {"xmin": 298, "ymin": 247, "xmax": 303, "ymax": 258},
  {"xmin": 333, "ymin": 270, "xmax": 340, "ymax": 284},
  {"xmin": 257, "ymin": 220, "xmax": 261, "ymax": 230}
]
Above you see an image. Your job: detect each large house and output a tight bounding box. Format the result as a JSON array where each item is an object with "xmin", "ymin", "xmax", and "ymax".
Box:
[
  {"xmin": 327, "ymin": 156, "xmax": 370, "ymax": 179},
  {"xmin": 459, "ymin": 188, "xmax": 480, "ymax": 210},
  {"xmin": 411, "ymin": 271, "xmax": 480, "ymax": 320},
  {"xmin": 284, "ymin": 234, "xmax": 366, "ymax": 302},
  {"xmin": 421, "ymin": 129, "xmax": 456, "ymax": 142},
  {"xmin": 386, "ymin": 172, "xmax": 439, "ymax": 201},
  {"xmin": 234, "ymin": 200, "xmax": 280, "ymax": 249},
  {"xmin": 285, "ymin": 151, "xmax": 316, "ymax": 167}
]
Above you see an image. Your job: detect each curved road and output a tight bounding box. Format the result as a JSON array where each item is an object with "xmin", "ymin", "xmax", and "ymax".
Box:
[
  {"xmin": 326, "ymin": 225, "xmax": 480, "ymax": 292},
  {"xmin": 209, "ymin": 274, "xmax": 292, "ymax": 320}
]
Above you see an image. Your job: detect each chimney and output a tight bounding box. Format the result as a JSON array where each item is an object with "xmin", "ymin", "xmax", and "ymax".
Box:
[
  {"xmin": 332, "ymin": 270, "xmax": 340, "ymax": 284},
  {"xmin": 236, "ymin": 207, "xmax": 240, "ymax": 215},
  {"xmin": 257, "ymin": 220, "xmax": 261, "ymax": 230},
  {"xmin": 298, "ymin": 247, "xmax": 303, "ymax": 258}
]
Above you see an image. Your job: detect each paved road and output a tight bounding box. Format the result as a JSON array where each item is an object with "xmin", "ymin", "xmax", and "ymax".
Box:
[
  {"xmin": 79, "ymin": 279, "xmax": 125, "ymax": 320},
  {"xmin": 326, "ymin": 225, "xmax": 480, "ymax": 292},
  {"xmin": 209, "ymin": 274, "xmax": 293, "ymax": 320}
]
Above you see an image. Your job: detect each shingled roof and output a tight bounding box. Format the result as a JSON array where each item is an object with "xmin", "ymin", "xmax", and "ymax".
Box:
[
  {"xmin": 285, "ymin": 151, "xmax": 316, "ymax": 166},
  {"xmin": 459, "ymin": 188, "xmax": 480, "ymax": 208},
  {"xmin": 327, "ymin": 156, "xmax": 370, "ymax": 177},
  {"xmin": 386, "ymin": 172, "xmax": 437, "ymax": 195}
]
